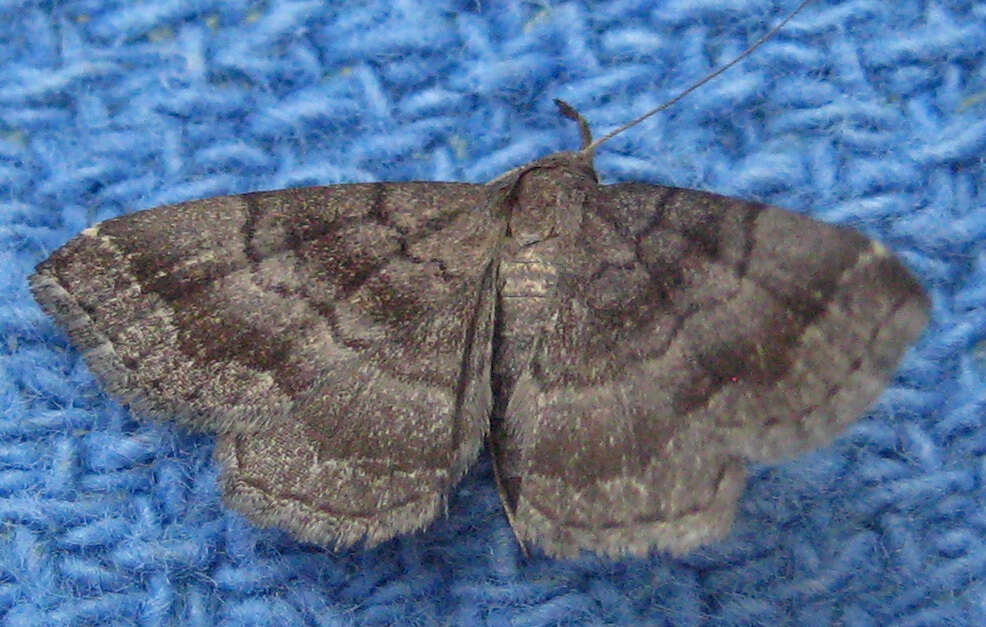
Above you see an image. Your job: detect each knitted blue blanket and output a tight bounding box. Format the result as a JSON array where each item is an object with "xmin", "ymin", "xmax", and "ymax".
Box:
[{"xmin": 4, "ymin": 1, "xmax": 983, "ymax": 624}]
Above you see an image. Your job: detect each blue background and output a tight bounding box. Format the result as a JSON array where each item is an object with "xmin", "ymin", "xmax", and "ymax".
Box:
[{"xmin": 3, "ymin": 0, "xmax": 985, "ymax": 624}]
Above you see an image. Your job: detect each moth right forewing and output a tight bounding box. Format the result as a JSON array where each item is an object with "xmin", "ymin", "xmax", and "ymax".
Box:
[{"xmin": 490, "ymin": 176, "xmax": 928, "ymax": 558}]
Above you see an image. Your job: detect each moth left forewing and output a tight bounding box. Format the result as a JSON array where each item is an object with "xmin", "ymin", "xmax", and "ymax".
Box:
[
  {"xmin": 492, "ymin": 180, "xmax": 928, "ymax": 558},
  {"xmin": 32, "ymin": 181, "xmax": 502, "ymax": 549}
]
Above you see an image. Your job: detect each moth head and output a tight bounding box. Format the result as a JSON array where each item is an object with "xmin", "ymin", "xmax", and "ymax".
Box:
[{"xmin": 504, "ymin": 151, "xmax": 596, "ymax": 247}]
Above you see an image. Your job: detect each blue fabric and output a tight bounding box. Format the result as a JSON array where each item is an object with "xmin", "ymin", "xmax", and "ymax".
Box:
[{"xmin": 3, "ymin": 0, "xmax": 984, "ymax": 624}]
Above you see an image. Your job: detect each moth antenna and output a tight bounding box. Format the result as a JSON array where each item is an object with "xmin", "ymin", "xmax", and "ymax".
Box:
[
  {"xmin": 580, "ymin": 0, "xmax": 816, "ymax": 156},
  {"xmin": 553, "ymin": 98, "xmax": 594, "ymax": 150}
]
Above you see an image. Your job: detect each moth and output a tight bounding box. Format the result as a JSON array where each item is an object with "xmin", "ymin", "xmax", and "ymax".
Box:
[{"xmin": 29, "ymin": 14, "xmax": 929, "ymax": 559}]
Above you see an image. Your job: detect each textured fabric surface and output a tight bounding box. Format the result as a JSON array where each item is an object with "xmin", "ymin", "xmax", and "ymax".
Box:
[{"xmin": 2, "ymin": 0, "xmax": 984, "ymax": 624}]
